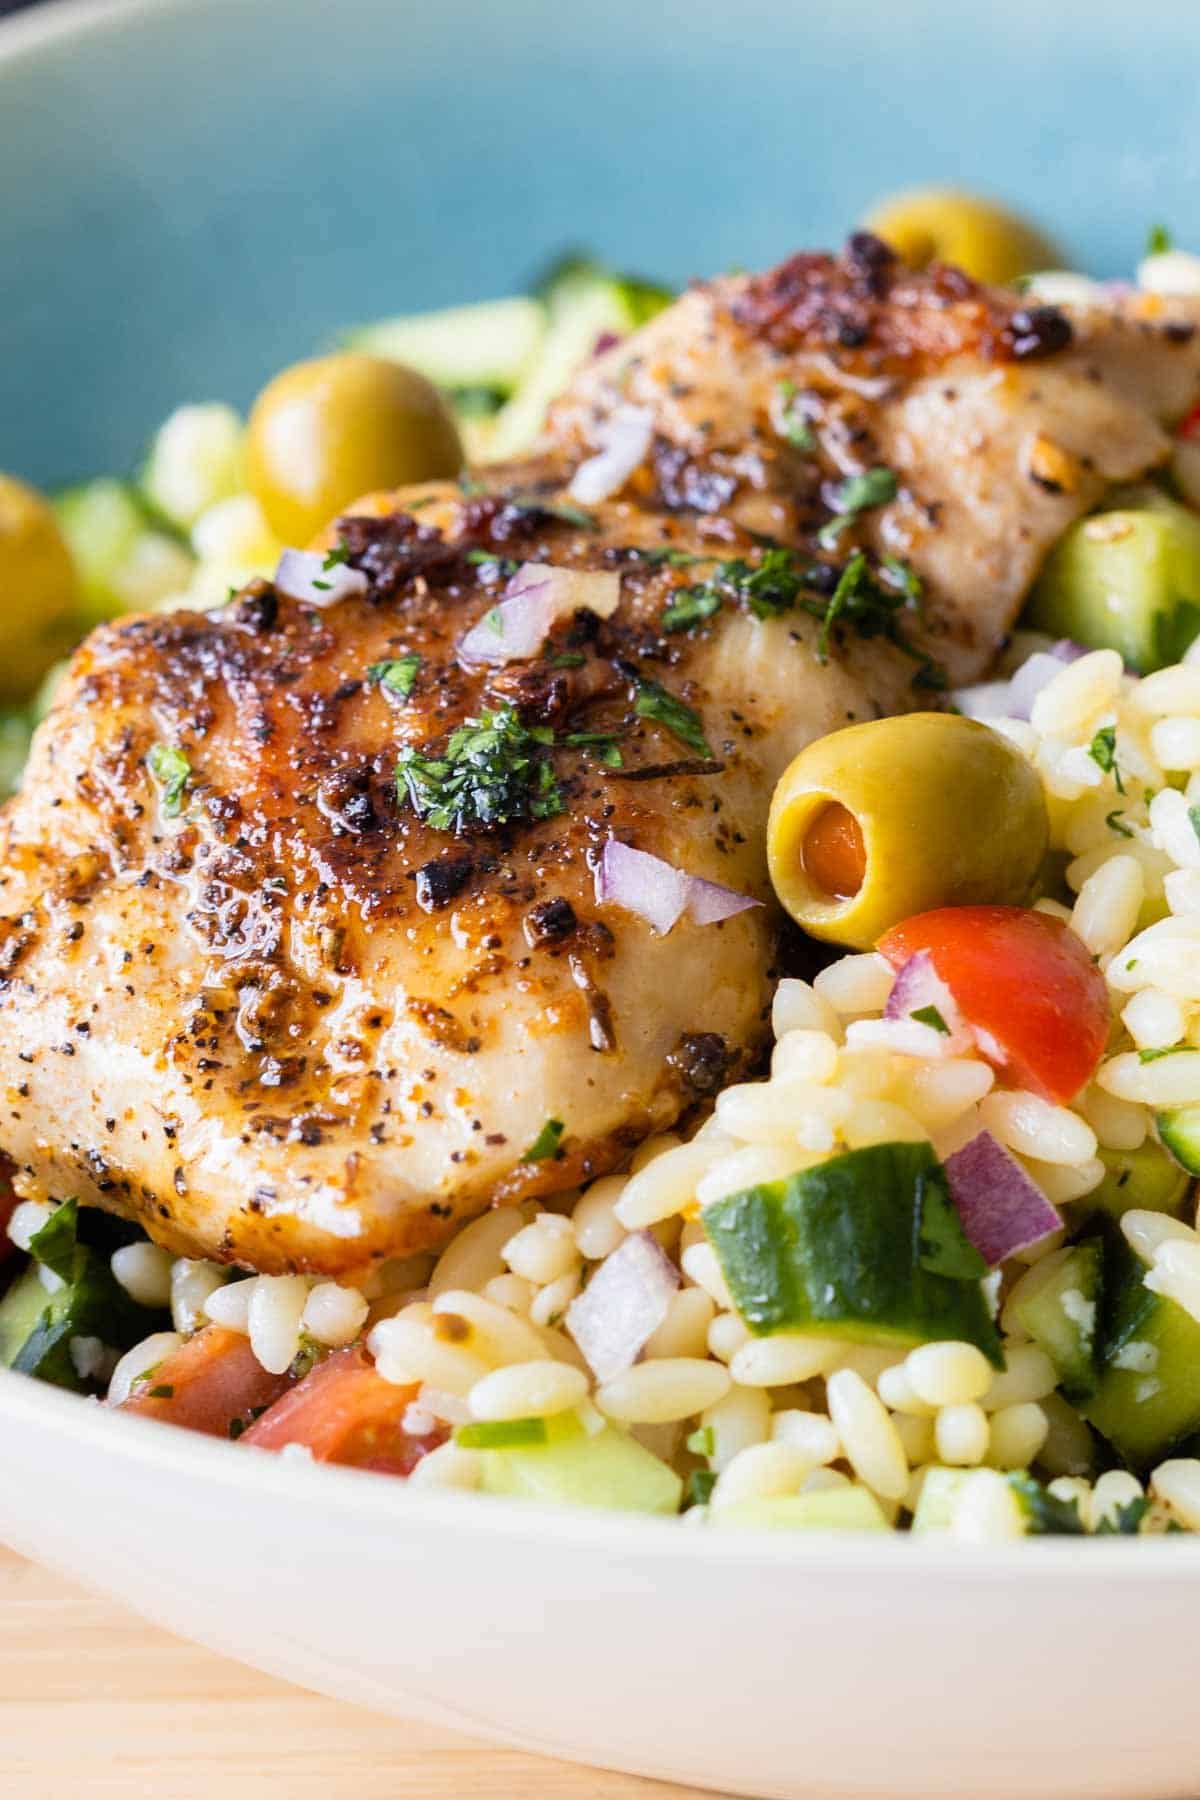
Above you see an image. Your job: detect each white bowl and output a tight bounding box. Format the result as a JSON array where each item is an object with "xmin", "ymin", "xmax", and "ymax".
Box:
[{"xmin": 2, "ymin": 1365, "xmax": 1199, "ymax": 1799}]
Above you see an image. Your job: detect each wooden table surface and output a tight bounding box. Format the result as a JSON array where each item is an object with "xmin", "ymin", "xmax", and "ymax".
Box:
[{"xmin": 0, "ymin": 1545, "xmax": 727, "ymax": 1799}]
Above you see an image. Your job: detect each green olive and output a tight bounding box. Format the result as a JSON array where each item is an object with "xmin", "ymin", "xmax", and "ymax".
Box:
[
  {"xmin": 862, "ymin": 188, "xmax": 1060, "ymax": 287},
  {"xmin": 767, "ymin": 713, "xmax": 1049, "ymax": 950},
  {"xmin": 0, "ymin": 473, "xmax": 80, "ymax": 701},
  {"xmin": 246, "ymin": 352, "xmax": 462, "ymax": 544}
]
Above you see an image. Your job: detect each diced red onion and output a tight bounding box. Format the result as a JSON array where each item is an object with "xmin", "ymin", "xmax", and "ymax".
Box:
[
  {"xmin": 810, "ymin": 354, "xmax": 895, "ymax": 399},
  {"xmin": 881, "ymin": 951, "xmax": 971, "ymax": 1055},
  {"xmin": 568, "ymin": 405, "xmax": 654, "ymax": 505},
  {"xmin": 685, "ymin": 875, "xmax": 763, "ymax": 926},
  {"xmin": 596, "ymin": 839, "xmax": 692, "ymax": 933},
  {"xmin": 274, "ymin": 549, "xmax": 368, "ymax": 607},
  {"xmin": 950, "ymin": 679, "xmax": 1013, "ymax": 721},
  {"xmin": 459, "ymin": 562, "xmax": 620, "ymax": 665},
  {"xmin": 596, "ymin": 838, "xmax": 761, "ymax": 935},
  {"xmin": 943, "ymin": 1130, "xmax": 1062, "ymax": 1268},
  {"xmin": 593, "ymin": 331, "xmax": 623, "ymax": 358},
  {"xmin": 565, "ymin": 1230, "xmax": 679, "ymax": 1382}
]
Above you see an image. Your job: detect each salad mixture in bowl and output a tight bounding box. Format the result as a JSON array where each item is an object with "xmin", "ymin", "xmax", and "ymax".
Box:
[{"xmin": 7, "ymin": 192, "xmax": 1200, "ymax": 1544}]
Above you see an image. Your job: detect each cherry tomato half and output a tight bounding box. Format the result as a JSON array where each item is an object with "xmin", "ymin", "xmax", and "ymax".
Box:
[
  {"xmin": 117, "ymin": 1325, "xmax": 293, "ymax": 1436},
  {"xmin": 878, "ymin": 906, "xmax": 1110, "ymax": 1104},
  {"xmin": 242, "ymin": 1345, "xmax": 443, "ymax": 1474}
]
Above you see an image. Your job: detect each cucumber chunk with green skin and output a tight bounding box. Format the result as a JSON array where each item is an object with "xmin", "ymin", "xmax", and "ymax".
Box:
[
  {"xmin": 473, "ymin": 1412, "xmax": 682, "ymax": 1513},
  {"xmin": 702, "ymin": 1142, "xmax": 1003, "ymax": 1365},
  {"xmin": 1088, "ymin": 1141, "xmax": 1190, "ymax": 1219},
  {"xmin": 0, "ymin": 1264, "xmax": 55, "ymax": 1367},
  {"xmin": 1083, "ymin": 1229, "xmax": 1200, "ymax": 1468},
  {"xmin": 1008, "ymin": 1240, "xmax": 1103, "ymax": 1401},
  {"xmin": 0, "ymin": 1201, "xmax": 165, "ymax": 1391},
  {"xmin": 1157, "ymin": 1105, "xmax": 1200, "ymax": 1177},
  {"xmin": 1027, "ymin": 499, "xmax": 1200, "ymax": 673},
  {"xmin": 347, "ymin": 297, "xmax": 547, "ymax": 395},
  {"xmin": 488, "ymin": 262, "xmax": 674, "ymax": 461},
  {"xmin": 715, "ymin": 1487, "xmax": 888, "ymax": 1532}
]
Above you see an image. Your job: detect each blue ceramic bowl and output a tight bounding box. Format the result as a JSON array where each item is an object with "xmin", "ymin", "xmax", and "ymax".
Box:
[{"xmin": 2, "ymin": 0, "xmax": 1197, "ymax": 488}]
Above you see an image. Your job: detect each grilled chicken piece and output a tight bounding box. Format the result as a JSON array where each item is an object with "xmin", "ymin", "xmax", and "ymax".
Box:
[{"xmin": 2, "ymin": 238, "xmax": 1199, "ymax": 1277}]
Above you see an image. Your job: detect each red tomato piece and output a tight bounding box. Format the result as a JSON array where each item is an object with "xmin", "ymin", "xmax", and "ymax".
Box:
[
  {"xmin": 1179, "ymin": 401, "xmax": 1200, "ymax": 442},
  {"xmin": 117, "ymin": 1325, "xmax": 294, "ymax": 1437},
  {"xmin": 241, "ymin": 1345, "xmax": 444, "ymax": 1475},
  {"xmin": 878, "ymin": 905, "xmax": 1110, "ymax": 1104}
]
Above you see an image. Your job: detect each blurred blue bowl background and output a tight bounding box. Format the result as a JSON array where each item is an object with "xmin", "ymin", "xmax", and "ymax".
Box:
[{"xmin": 2, "ymin": 0, "xmax": 1197, "ymax": 487}]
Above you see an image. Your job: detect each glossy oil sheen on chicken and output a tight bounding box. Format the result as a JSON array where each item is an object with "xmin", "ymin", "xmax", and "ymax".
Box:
[{"xmin": 3, "ymin": 237, "xmax": 1200, "ymax": 1276}]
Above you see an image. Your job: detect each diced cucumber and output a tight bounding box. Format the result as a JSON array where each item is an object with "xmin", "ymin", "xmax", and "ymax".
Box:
[
  {"xmin": 348, "ymin": 296, "xmax": 546, "ymax": 396},
  {"xmin": 1083, "ymin": 1228, "xmax": 1200, "ymax": 1467},
  {"xmin": 714, "ymin": 1486, "xmax": 888, "ymax": 1533},
  {"xmin": 455, "ymin": 1417, "xmax": 548, "ymax": 1449},
  {"xmin": 0, "ymin": 1264, "xmax": 55, "ymax": 1367},
  {"xmin": 140, "ymin": 402, "xmax": 245, "ymax": 531},
  {"xmin": 1, "ymin": 1202, "xmax": 164, "ymax": 1391},
  {"xmin": 910, "ymin": 1466, "xmax": 974, "ymax": 1533},
  {"xmin": 1007, "ymin": 1240, "xmax": 1102, "ymax": 1401},
  {"xmin": 488, "ymin": 262, "xmax": 673, "ymax": 461},
  {"xmin": 1157, "ymin": 1105, "xmax": 1200, "ymax": 1177},
  {"xmin": 1027, "ymin": 498, "xmax": 1200, "ymax": 673},
  {"xmin": 702, "ymin": 1142, "xmax": 1003, "ymax": 1364},
  {"xmin": 473, "ymin": 1412, "xmax": 682, "ymax": 1513},
  {"xmin": 54, "ymin": 480, "xmax": 193, "ymax": 623},
  {"xmin": 1088, "ymin": 1140, "xmax": 1190, "ymax": 1219}
]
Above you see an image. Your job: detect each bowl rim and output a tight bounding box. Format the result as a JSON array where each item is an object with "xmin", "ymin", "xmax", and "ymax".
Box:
[
  {"xmin": 0, "ymin": 0, "xmax": 189, "ymax": 66},
  {"xmin": 4, "ymin": 1363, "xmax": 1198, "ymax": 1579}
]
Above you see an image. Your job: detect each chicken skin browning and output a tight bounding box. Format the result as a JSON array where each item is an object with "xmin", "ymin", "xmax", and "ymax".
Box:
[{"xmin": 2, "ymin": 237, "xmax": 1199, "ymax": 1276}]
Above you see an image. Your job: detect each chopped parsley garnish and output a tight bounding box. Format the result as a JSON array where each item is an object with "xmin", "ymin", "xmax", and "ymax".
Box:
[
  {"xmin": 1088, "ymin": 725, "xmax": 1125, "ymax": 793},
  {"xmin": 367, "ymin": 654, "xmax": 421, "ymax": 699},
  {"xmin": 147, "ymin": 744, "xmax": 191, "ymax": 817},
  {"xmin": 28, "ymin": 1198, "xmax": 80, "ymax": 1282},
  {"xmin": 774, "ymin": 378, "xmax": 815, "ymax": 451},
  {"xmin": 506, "ymin": 492, "xmax": 597, "ymax": 531},
  {"xmin": 147, "ymin": 1384, "xmax": 175, "ymax": 1400},
  {"xmin": 911, "ymin": 1005, "xmax": 950, "ymax": 1034},
  {"xmin": 465, "ymin": 549, "xmax": 520, "ymax": 579},
  {"xmin": 1094, "ymin": 1496, "xmax": 1150, "ymax": 1535},
  {"xmin": 1147, "ymin": 222, "xmax": 1173, "ymax": 256},
  {"xmin": 1008, "ymin": 1473, "xmax": 1087, "ymax": 1536},
  {"xmin": 1137, "ymin": 1044, "xmax": 1198, "ymax": 1064},
  {"xmin": 662, "ymin": 547, "xmax": 806, "ymax": 632},
  {"xmin": 684, "ymin": 1469, "xmax": 718, "ymax": 1509},
  {"xmin": 1106, "ymin": 809, "xmax": 1134, "ymax": 839},
  {"xmin": 521, "ymin": 1118, "xmax": 566, "ymax": 1162},
  {"xmin": 563, "ymin": 730, "xmax": 623, "ymax": 769},
  {"xmin": 1189, "ymin": 803, "xmax": 1200, "ymax": 847},
  {"xmin": 817, "ymin": 466, "xmax": 898, "ymax": 548},
  {"xmin": 661, "ymin": 584, "xmax": 724, "ymax": 632},
  {"xmin": 312, "ymin": 543, "xmax": 350, "ymax": 592},
  {"xmin": 634, "ymin": 679, "xmax": 714, "ymax": 757},
  {"xmin": 686, "ymin": 1425, "xmax": 715, "ymax": 1457},
  {"xmin": 629, "ymin": 546, "xmax": 712, "ymax": 568},
  {"xmin": 395, "ymin": 704, "xmax": 563, "ymax": 832},
  {"xmin": 549, "ymin": 651, "xmax": 587, "ymax": 668}
]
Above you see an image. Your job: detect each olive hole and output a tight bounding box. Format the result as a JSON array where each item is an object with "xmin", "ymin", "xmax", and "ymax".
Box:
[{"xmin": 801, "ymin": 802, "xmax": 866, "ymax": 901}]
